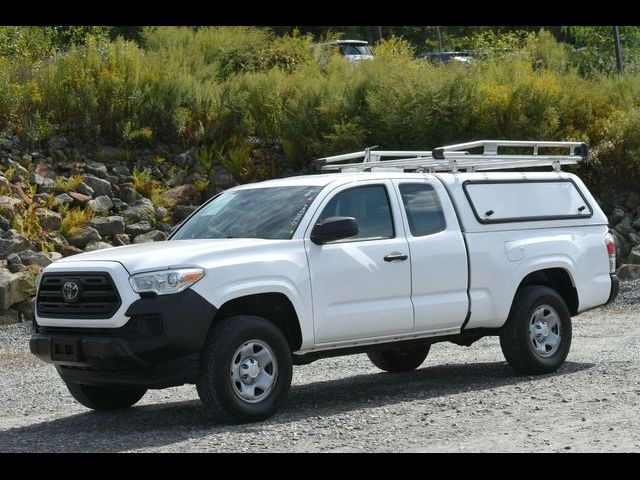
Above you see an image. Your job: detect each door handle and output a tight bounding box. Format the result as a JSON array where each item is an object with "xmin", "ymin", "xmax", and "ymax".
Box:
[{"xmin": 384, "ymin": 252, "xmax": 408, "ymax": 262}]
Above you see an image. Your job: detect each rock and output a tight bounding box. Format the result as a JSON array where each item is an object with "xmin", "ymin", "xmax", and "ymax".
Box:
[
  {"xmin": 616, "ymin": 264, "xmax": 640, "ymax": 281},
  {"xmin": 55, "ymin": 193, "xmax": 74, "ymax": 207},
  {"xmin": 45, "ymin": 231, "xmax": 68, "ymax": 250},
  {"xmin": 76, "ymin": 182, "xmax": 95, "ymax": 197},
  {"xmin": 68, "ymin": 191, "xmax": 92, "ymax": 205},
  {"xmin": 629, "ymin": 233, "xmax": 640, "ymax": 247},
  {"xmin": 48, "ymin": 136, "xmax": 68, "ymax": 151},
  {"xmin": 118, "ymin": 186, "xmax": 137, "ymax": 203},
  {"xmin": 106, "ymin": 174, "xmax": 120, "ymax": 185},
  {"xmin": 0, "ymin": 195, "xmax": 22, "ymax": 218},
  {"xmin": 0, "ymin": 309, "xmax": 19, "ymax": 325},
  {"xmin": 0, "ymin": 229, "xmax": 33, "ymax": 257},
  {"xmin": 34, "ymin": 161, "xmax": 56, "ymax": 180},
  {"xmin": 0, "ymin": 215, "xmax": 9, "ymax": 231},
  {"xmin": 114, "ymin": 233, "xmax": 130, "ymax": 246},
  {"xmin": 85, "ymin": 160, "xmax": 108, "ymax": 179},
  {"xmin": 174, "ymin": 205, "xmax": 198, "ymax": 222},
  {"xmin": 615, "ymin": 216, "xmax": 635, "ymax": 237},
  {"xmin": 14, "ymin": 297, "xmax": 36, "ymax": 322},
  {"xmin": 35, "ymin": 208, "xmax": 62, "ymax": 231},
  {"xmin": 156, "ymin": 221, "xmax": 173, "ymax": 234},
  {"xmin": 633, "ymin": 217, "xmax": 640, "ymax": 232},
  {"xmin": 626, "ymin": 192, "xmax": 640, "ymax": 210},
  {"xmin": 125, "ymin": 221, "xmax": 153, "ymax": 237},
  {"xmin": 68, "ymin": 226, "xmax": 101, "ymax": 248},
  {"xmin": 82, "ymin": 175, "xmax": 113, "ymax": 198},
  {"xmin": 156, "ymin": 206, "xmax": 170, "ymax": 219},
  {"xmin": 123, "ymin": 198, "xmax": 156, "ymax": 224},
  {"xmin": 111, "ymin": 198, "xmax": 127, "ymax": 212},
  {"xmin": 86, "ymin": 195, "xmax": 113, "ymax": 214},
  {"xmin": 161, "ymin": 184, "xmax": 201, "ymax": 207},
  {"xmin": 0, "ymin": 137, "xmax": 19, "ymax": 151},
  {"xmin": 628, "ymin": 245, "xmax": 640, "ymax": 265},
  {"xmin": 88, "ymin": 216, "xmax": 125, "ymax": 236},
  {"xmin": 112, "ymin": 165, "xmax": 131, "ymax": 176},
  {"xmin": 29, "ymin": 172, "xmax": 55, "ymax": 193},
  {"xmin": 45, "ymin": 251, "xmax": 63, "ymax": 262},
  {"xmin": 85, "ymin": 241, "xmax": 113, "ymax": 252},
  {"xmin": 6, "ymin": 253, "xmax": 23, "ymax": 273},
  {"xmin": 0, "ymin": 269, "xmax": 32, "ymax": 310},
  {"xmin": 16, "ymin": 250, "xmax": 52, "ymax": 268},
  {"xmin": 134, "ymin": 230, "xmax": 167, "ymax": 244},
  {"xmin": 61, "ymin": 245, "xmax": 84, "ymax": 257},
  {"xmin": 609, "ymin": 208, "xmax": 625, "ymax": 227}
]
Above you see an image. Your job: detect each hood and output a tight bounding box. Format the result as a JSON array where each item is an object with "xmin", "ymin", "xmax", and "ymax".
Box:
[{"xmin": 57, "ymin": 238, "xmax": 289, "ymax": 274}]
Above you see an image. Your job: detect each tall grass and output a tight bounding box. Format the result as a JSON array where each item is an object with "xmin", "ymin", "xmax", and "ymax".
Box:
[{"xmin": 1, "ymin": 27, "xmax": 640, "ymax": 192}]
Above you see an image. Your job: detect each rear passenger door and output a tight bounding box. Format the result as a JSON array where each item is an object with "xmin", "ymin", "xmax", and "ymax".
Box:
[{"xmin": 392, "ymin": 179, "xmax": 469, "ymax": 333}]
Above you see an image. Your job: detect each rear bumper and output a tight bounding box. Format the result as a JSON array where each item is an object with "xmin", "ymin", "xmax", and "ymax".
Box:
[
  {"xmin": 30, "ymin": 289, "xmax": 217, "ymax": 389},
  {"xmin": 607, "ymin": 274, "xmax": 620, "ymax": 305}
]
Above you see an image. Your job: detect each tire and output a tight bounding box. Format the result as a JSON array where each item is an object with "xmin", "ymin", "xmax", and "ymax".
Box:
[
  {"xmin": 500, "ymin": 285, "xmax": 572, "ymax": 375},
  {"xmin": 367, "ymin": 344, "xmax": 430, "ymax": 372},
  {"xmin": 65, "ymin": 383, "xmax": 146, "ymax": 411},
  {"xmin": 196, "ymin": 315, "xmax": 293, "ymax": 423}
]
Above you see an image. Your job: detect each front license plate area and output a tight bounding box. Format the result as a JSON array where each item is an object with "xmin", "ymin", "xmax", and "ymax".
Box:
[{"xmin": 51, "ymin": 337, "xmax": 79, "ymax": 362}]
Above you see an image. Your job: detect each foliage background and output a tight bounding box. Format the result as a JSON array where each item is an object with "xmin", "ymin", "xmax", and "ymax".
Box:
[{"xmin": 2, "ymin": 25, "xmax": 640, "ymax": 193}]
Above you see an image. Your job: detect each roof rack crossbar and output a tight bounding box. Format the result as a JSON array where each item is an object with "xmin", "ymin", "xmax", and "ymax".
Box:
[{"xmin": 317, "ymin": 140, "xmax": 587, "ymax": 173}]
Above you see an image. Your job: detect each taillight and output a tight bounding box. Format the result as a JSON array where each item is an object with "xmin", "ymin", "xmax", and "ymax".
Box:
[{"xmin": 604, "ymin": 233, "xmax": 616, "ymax": 274}]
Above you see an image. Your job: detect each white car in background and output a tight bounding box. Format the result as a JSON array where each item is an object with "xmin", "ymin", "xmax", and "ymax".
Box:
[{"xmin": 312, "ymin": 39, "xmax": 374, "ymax": 64}]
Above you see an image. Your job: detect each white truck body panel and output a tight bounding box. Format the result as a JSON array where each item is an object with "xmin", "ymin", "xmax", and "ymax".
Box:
[{"xmin": 35, "ymin": 170, "xmax": 613, "ymax": 354}]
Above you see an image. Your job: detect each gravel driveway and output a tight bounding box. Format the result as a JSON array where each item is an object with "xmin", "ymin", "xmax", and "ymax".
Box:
[{"xmin": 1, "ymin": 282, "xmax": 639, "ymax": 452}]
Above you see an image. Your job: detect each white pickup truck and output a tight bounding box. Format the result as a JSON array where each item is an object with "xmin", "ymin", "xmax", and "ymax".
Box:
[{"xmin": 30, "ymin": 140, "xmax": 619, "ymax": 423}]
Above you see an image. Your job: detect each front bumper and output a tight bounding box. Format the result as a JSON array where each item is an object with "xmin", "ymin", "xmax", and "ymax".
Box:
[{"xmin": 30, "ymin": 288, "xmax": 217, "ymax": 389}]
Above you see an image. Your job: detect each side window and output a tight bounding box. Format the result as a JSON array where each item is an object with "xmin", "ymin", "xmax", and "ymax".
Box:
[
  {"xmin": 318, "ymin": 185, "xmax": 394, "ymax": 241},
  {"xmin": 398, "ymin": 183, "xmax": 446, "ymax": 236}
]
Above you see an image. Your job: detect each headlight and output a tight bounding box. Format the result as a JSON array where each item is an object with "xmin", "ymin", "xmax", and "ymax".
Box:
[{"xmin": 129, "ymin": 268, "xmax": 205, "ymax": 295}]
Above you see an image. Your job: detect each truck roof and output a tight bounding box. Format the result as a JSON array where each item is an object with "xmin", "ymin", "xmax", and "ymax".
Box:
[{"xmin": 233, "ymin": 170, "xmax": 577, "ymax": 189}]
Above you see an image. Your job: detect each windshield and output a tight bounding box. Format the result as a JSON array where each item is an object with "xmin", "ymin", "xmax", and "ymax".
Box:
[
  {"xmin": 171, "ymin": 186, "xmax": 323, "ymax": 240},
  {"xmin": 339, "ymin": 44, "xmax": 372, "ymax": 56}
]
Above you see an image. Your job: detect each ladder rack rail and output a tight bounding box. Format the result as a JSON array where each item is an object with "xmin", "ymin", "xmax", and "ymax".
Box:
[{"xmin": 317, "ymin": 140, "xmax": 588, "ymax": 173}]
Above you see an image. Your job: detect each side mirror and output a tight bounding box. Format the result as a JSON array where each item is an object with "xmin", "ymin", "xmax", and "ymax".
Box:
[{"xmin": 311, "ymin": 217, "xmax": 359, "ymax": 245}]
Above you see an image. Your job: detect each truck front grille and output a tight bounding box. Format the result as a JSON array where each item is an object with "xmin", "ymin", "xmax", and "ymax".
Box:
[{"xmin": 36, "ymin": 273, "xmax": 122, "ymax": 319}]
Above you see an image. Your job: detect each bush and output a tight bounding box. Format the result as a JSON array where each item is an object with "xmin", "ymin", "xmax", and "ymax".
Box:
[
  {"xmin": 2, "ymin": 27, "xmax": 640, "ymax": 192},
  {"xmin": 60, "ymin": 206, "xmax": 94, "ymax": 237}
]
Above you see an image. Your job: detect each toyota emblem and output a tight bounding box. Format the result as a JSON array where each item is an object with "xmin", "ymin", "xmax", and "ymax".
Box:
[{"xmin": 62, "ymin": 281, "xmax": 80, "ymax": 302}]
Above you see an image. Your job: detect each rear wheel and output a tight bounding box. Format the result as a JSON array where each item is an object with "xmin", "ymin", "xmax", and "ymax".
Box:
[
  {"xmin": 500, "ymin": 286, "xmax": 572, "ymax": 375},
  {"xmin": 367, "ymin": 344, "xmax": 430, "ymax": 372},
  {"xmin": 65, "ymin": 383, "xmax": 146, "ymax": 411},
  {"xmin": 196, "ymin": 315, "xmax": 293, "ymax": 423}
]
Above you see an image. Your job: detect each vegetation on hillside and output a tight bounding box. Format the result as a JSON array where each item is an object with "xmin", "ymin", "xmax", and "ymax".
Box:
[{"xmin": 1, "ymin": 26, "xmax": 640, "ymax": 192}]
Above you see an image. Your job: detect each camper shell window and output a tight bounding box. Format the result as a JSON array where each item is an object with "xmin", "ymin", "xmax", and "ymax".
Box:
[{"xmin": 463, "ymin": 179, "xmax": 593, "ymax": 224}]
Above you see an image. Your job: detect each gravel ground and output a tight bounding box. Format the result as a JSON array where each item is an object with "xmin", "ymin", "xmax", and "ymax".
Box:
[{"xmin": 1, "ymin": 282, "xmax": 639, "ymax": 453}]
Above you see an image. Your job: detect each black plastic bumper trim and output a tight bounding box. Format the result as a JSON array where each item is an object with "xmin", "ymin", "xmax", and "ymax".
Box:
[
  {"xmin": 30, "ymin": 288, "xmax": 217, "ymax": 388},
  {"xmin": 607, "ymin": 274, "xmax": 620, "ymax": 305}
]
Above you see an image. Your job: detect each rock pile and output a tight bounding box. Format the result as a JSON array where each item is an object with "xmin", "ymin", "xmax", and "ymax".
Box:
[{"xmin": 0, "ymin": 136, "xmax": 237, "ymax": 323}]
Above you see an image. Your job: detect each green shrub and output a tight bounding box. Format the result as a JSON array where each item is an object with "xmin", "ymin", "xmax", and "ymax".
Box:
[{"xmin": 3, "ymin": 27, "xmax": 640, "ymax": 193}]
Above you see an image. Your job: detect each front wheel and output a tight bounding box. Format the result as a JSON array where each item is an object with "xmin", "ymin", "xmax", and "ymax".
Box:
[
  {"xmin": 500, "ymin": 286, "xmax": 572, "ymax": 375},
  {"xmin": 65, "ymin": 383, "xmax": 146, "ymax": 411},
  {"xmin": 367, "ymin": 344, "xmax": 430, "ymax": 372},
  {"xmin": 196, "ymin": 315, "xmax": 293, "ymax": 423}
]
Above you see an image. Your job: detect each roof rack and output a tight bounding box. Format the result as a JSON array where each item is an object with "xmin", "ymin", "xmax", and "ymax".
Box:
[{"xmin": 316, "ymin": 140, "xmax": 588, "ymax": 173}]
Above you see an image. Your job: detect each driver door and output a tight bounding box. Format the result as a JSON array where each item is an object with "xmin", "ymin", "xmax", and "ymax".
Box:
[{"xmin": 305, "ymin": 181, "xmax": 413, "ymax": 345}]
